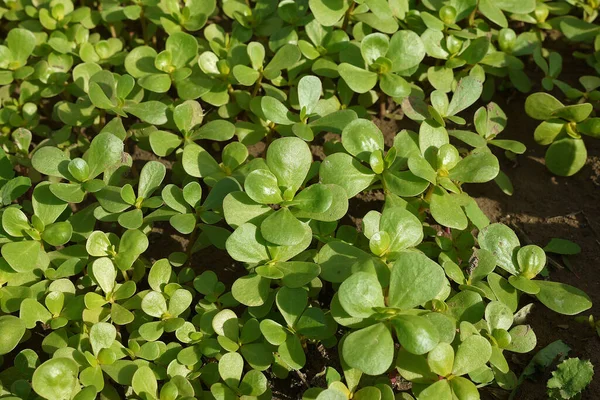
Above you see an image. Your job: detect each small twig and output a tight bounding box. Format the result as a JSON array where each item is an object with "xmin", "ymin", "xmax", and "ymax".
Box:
[
  {"xmin": 295, "ymin": 369, "xmax": 310, "ymax": 388},
  {"xmin": 379, "ymin": 96, "xmax": 387, "ymax": 118},
  {"xmin": 341, "ymin": 2, "xmax": 356, "ymax": 32},
  {"xmin": 581, "ymin": 211, "xmax": 600, "ymax": 249},
  {"xmin": 546, "ymin": 210, "xmax": 582, "ymax": 221}
]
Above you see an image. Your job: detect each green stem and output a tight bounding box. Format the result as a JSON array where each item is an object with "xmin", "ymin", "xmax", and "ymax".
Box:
[
  {"xmin": 251, "ymin": 72, "xmax": 263, "ymax": 97},
  {"xmin": 140, "ymin": 9, "xmax": 148, "ymax": 44},
  {"xmin": 468, "ymin": 1, "xmax": 479, "ymax": 26},
  {"xmin": 342, "ymin": 2, "xmax": 356, "ymax": 32},
  {"xmin": 186, "ymin": 220, "xmax": 199, "ymax": 267}
]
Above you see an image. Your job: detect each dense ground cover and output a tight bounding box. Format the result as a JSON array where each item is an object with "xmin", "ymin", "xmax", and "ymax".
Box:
[{"xmin": 1, "ymin": 0, "xmax": 600, "ymax": 399}]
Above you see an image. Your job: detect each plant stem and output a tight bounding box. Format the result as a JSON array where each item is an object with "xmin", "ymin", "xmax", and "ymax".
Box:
[
  {"xmin": 251, "ymin": 72, "xmax": 263, "ymax": 97},
  {"xmin": 342, "ymin": 2, "xmax": 356, "ymax": 32},
  {"xmin": 140, "ymin": 10, "xmax": 148, "ymax": 44},
  {"xmin": 468, "ymin": 1, "xmax": 479, "ymax": 26},
  {"xmin": 186, "ymin": 221, "xmax": 199, "ymax": 267}
]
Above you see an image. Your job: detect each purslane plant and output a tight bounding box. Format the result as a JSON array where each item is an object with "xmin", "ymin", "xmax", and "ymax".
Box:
[{"xmin": 0, "ymin": 0, "xmax": 597, "ymax": 399}]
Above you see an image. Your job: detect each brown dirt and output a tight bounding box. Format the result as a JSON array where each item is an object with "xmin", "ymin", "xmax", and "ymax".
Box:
[{"xmin": 468, "ymin": 96, "xmax": 600, "ymax": 400}]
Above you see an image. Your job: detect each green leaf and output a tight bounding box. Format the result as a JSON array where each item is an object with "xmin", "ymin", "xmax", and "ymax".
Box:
[
  {"xmin": 308, "ymin": 0, "xmax": 349, "ymax": 26},
  {"xmin": 545, "ymin": 138, "xmax": 587, "ymax": 177},
  {"xmin": 226, "ymin": 223, "xmax": 270, "ymax": 264},
  {"xmin": 392, "ymin": 314, "xmax": 440, "ymax": 355},
  {"xmin": 342, "ymin": 323, "xmax": 394, "ymax": 375},
  {"xmin": 263, "ymin": 44, "xmax": 302, "ymax": 80},
  {"xmin": 139, "ymin": 73, "xmax": 171, "ymax": 93},
  {"xmin": 0, "ymin": 315, "xmax": 25, "ymax": 355},
  {"xmin": 388, "ymin": 251, "xmax": 445, "ymax": 310},
  {"xmin": 166, "ymin": 32, "xmax": 198, "ymax": 69},
  {"xmin": 124, "ymin": 46, "xmax": 160, "ymax": 78},
  {"xmin": 338, "ymin": 64, "xmax": 378, "ymax": 94},
  {"xmin": 174, "ymin": 100, "xmax": 204, "ymax": 134},
  {"xmin": 148, "ymin": 258, "xmax": 172, "ymax": 292},
  {"xmin": 452, "ymin": 335, "xmax": 492, "ymax": 376},
  {"xmin": 232, "ymin": 274, "xmax": 270, "ymax": 307},
  {"xmin": 182, "ymin": 143, "xmax": 221, "ymax": 178},
  {"xmin": 142, "ymin": 291, "xmax": 167, "ymax": 318},
  {"xmin": 123, "ymin": 101, "xmax": 168, "ymax": 125},
  {"xmin": 449, "ymin": 151, "xmax": 499, "ymax": 183},
  {"xmin": 544, "ymin": 238, "xmax": 581, "ymax": 255},
  {"xmin": 449, "ymin": 377, "xmax": 480, "ymax": 400},
  {"xmin": 430, "ymin": 187, "xmax": 468, "ymax": 230},
  {"xmin": 260, "ymin": 319, "xmax": 288, "ymax": 345},
  {"xmin": 276, "ymin": 286, "xmax": 308, "ymax": 327},
  {"xmin": 149, "ymin": 130, "xmax": 183, "ymax": 157},
  {"xmin": 132, "ymin": 366, "xmax": 158, "ymax": 399},
  {"xmin": 31, "ymin": 146, "xmax": 70, "ymax": 178},
  {"xmin": 446, "ymin": 76, "xmax": 483, "ymax": 116},
  {"xmin": 279, "ymin": 334, "xmax": 306, "ymax": 370},
  {"xmin": 275, "ymin": 261, "xmax": 320, "ymax": 288},
  {"xmin": 552, "ymin": 104, "xmax": 593, "ymax": 123},
  {"xmin": 1, "ymin": 240, "xmax": 40, "ymax": 272},
  {"xmin": 497, "ymin": 0, "xmax": 536, "ymax": 13},
  {"xmin": 33, "ymin": 183, "xmax": 68, "ymax": 225},
  {"xmin": 478, "ymin": 223, "xmax": 519, "ymax": 275},
  {"xmin": 261, "ymin": 96, "xmax": 294, "ymax": 125},
  {"xmin": 292, "ymin": 184, "xmax": 333, "ymax": 213},
  {"xmin": 408, "ymin": 155, "xmax": 437, "ymax": 184},
  {"xmin": 90, "ymin": 322, "xmax": 116, "ymax": 355},
  {"xmin": 168, "ymin": 288, "xmax": 193, "ymax": 317},
  {"xmin": 261, "ymin": 208, "xmax": 306, "ymax": 246},
  {"xmin": 578, "ymin": 118, "xmax": 600, "ymax": 138},
  {"xmin": 191, "ymin": 120, "xmax": 236, "ymax": 141},
  {"xmin": 525, "ymin": 93, "xmax": 564, "ymax": 120},
  {"xmin": 2, "ymin": 206, "xmax": 30, "ymax": 237},
  {"xmin": 233, "ymin": 65, "xmax": 260, "ymax": 86},
  {"xmin": 91, "ymin": 257, "xmax": 117, "ymax": 294},
  {"xmin": 479, "ymin": 0, "xmax": 508, "ymax": 28},
  {"xmin": 380, "ymin": 73, "xmax": 411, "ymax": 98},
  {"xmin": 379, "ymin": 206, "xmax": 423, "ymax": 253},
  {"xmin": 505, "ymin": 325, "xmax": 537, "ymax": 353},
  {"xmin": 428, "ymin": 342, "xmax": 454, "ymax": 377},
  {"xmin": 489, "ymin": 140, "xmax": 526, "ymax": 154},
  {"xmin": 485, "ymin": 301, "xmax": 514, "ymax": 332},
  {"xmin": 298, "ymin": 75, "xmax": 322, "ymax": 115},
  {"xmin": 32, "ymin": 358, "xmax": 79, "ymax": 400},
  {"xmin": 535, "ymin": 281, "xmax": 592, "ymax": 315},
  {"xmin": 7, "ymin": 28, "xmax": 36, "ymax": 66},
  {"xmin": 338, "ymin": 271, "xmax": 384, "ymax": 318},
  {"xmin": 245, "ymin": 169, "xmax": 283, "ymax": 204},
  {"xmin": 267, "ymin": 137, "xmax": 312, "ymax": 194},
  {"xmin": 388, "ymin": 30, "xmax": 426, "ymax": 72},
  {"xmin": 138, "ymin": 161, "xmax": 166, "ymax": 199},
  {"xmin": 547, "ymin": 358, "xmax": 594, "ymax": 399},
  {"xmin": 84, "ymin": 133, "xmax": 124, "ymax": 180},
  {"xmin": 361, "ymin": 33, "xmax": 389, "ymax": 65},
  {"xmin": 320, "ymin": 153, "xmax": 377, "ymax": 198},
  {"xmin": 114, "ymin": 229, "xmax": 149, "ymax": 271},
  {"xmin": 342, "ymin": 119, "xmax": 384, "ymax": 162}
]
